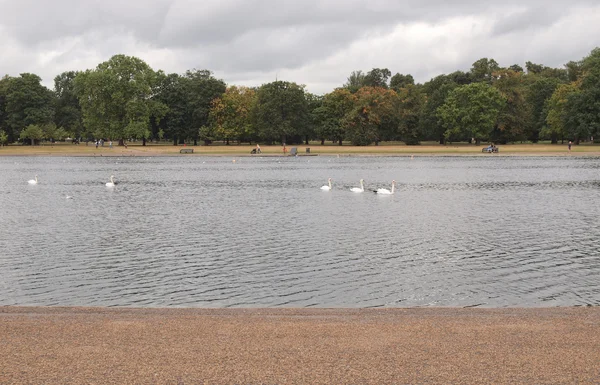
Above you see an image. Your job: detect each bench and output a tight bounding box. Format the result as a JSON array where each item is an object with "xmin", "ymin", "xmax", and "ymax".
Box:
[{"xmin": 180, "ymin": 148, "xmax": 194, "ymax": 154}]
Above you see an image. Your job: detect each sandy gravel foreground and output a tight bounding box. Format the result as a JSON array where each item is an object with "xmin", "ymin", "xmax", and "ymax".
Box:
[{"xmin": 1, "ymin": 306, "xmax": 599, "ymax": 384}]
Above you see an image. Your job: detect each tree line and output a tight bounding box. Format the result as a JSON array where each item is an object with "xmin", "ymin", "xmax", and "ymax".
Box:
[{"xmin": 1, "ymin": 48, "xmax": 599, "ymax": 147}]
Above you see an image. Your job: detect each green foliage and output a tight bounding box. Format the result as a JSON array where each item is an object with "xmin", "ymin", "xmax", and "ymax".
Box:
[
  {"xmin": 253, "ymin": 81, "xmax": 308, "ymax": 143},
  {"xmin": 313, "ymin": 88, "xmax": 355, "ymax": 144},
  {"xmin": 185, "ymin": 69, "xmax": 227, "ymax": 144},
  {"xmin": 397, "ymin": 85, "xmax": 425, "ymax": 144},
  {"xmin": 390, "ymin": 73, "xmax": 415, "ymax": 92},
  {"xmin": 526, "ymin": 76, "xmax": 562, "ymax": 142},
  {"xmin": 437, "ymin": 82, "xmax": 506, "ymax": 141},
  {"xmin": 470, "ymin": 58, "xmax": 500, "ymax": 83},
  {"xmin": 363, "ymin": 68, "xmax": 392, "ymax": 88},
  {"xmin": 74, "ymin": 54, "xmax": 167, "ymax": 142},
  {"xmin": 4, "ymin": 73, "xmax": 54, "ymax": 141},
  {"xmin": 543, "ymin": 83, "xmax": 579, "ymax": 141},
  {"xmin": 492, "ymin": 70, "xmax": 529, "ymax": 143},
  {"xmin": 420, "ymin": 76, "xmax": 458, "ymax": 143},
  {"xmin": 0, "ymin": 130, "xmax": 7, "ymax": 146},
  {"xmin": 343, "ymin": 87, "xmax": 397, "ymax": 145},
  {"xmin": 54, "ymin": 71, "xmax": 82, "ymax": 138},
  {"xmin": 19, "ymin": 124, "xmax": 44, "ymax": 145},
  {"xmin": 209, "ymin": 86, "xmax": 257, "ymax": 143},
  {"xmin": 344, "ymin": 71, "xmax": 366, "ymax": 93}
]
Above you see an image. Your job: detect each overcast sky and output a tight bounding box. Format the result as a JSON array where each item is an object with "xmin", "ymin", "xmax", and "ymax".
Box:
[{"xmin": 1, "ymin": 0, "xmax": 599, "ymax": 94}]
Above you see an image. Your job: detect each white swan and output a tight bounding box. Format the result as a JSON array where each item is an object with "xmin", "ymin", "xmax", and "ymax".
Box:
[
  {"xmin": 105, "ymin": 175, "xmax": 116, "ymax": 187},
  {"xmin": 28, "ymin": 175, "xmax": 38, "ymax": 185},
  {"xmin": 320, "ymin": 178, "xmax": 332, "ymax": 191},
  {"xmin": 350, "ymin": 179, "xmax": 364, "ymax": 193},
  {"xmin": 375, "ymin": 180, "xmax": 396, "ymax": 195}
]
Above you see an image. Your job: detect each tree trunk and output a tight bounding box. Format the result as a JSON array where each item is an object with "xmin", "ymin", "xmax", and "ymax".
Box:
[
  {"xmin": 119, "ymin": 139, "xmax": 125, "ymax": 146},
  {"xmin": 551, "ymin": 133, "xmax": 558, "ymax": 144},
  {"xmin": 173, "ymin": 137, "xmax": 178, "ymax": 145},
  {"xmin": 193, "ymin": 139, "xmax": 198, "ymax": 146},
  {"xmin": 226, "ymin": 138, "xmax": 230, "ymax": 145},
  {"xmin": 305, "ymin": 136, "xmax": 309, "ymax": 145},
  {"xmin": 475, "ymin": 138, "xmax": 480, "ymax": 145},
  {"xmin": 142, "ymin": 137, "xmax": 146, "ymax": 146},
  {"xmin": 321, "ymin": 138, "xmax": 325, "ymax": 145},
  {"xmin": 338, "ymin": 138, "xmax": 343, "ymax": 145},
  {"xmin": 439, "ymin": 135, "xmax": 445, "ymax": 145}
]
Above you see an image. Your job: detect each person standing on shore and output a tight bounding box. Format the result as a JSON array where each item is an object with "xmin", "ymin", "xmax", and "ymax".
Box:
[
  {"xmin": 256, "ymin": 144, "xmax": 261, "ymax": 154},
  {"xmin": 568, "ymin": 141, "xmax": 572, "ymax": 152}
]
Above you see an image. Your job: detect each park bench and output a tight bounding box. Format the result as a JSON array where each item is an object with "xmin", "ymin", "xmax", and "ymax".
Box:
[{"xmin": 180, "ymin": 148, "xmax": 194, "ymax": 154}]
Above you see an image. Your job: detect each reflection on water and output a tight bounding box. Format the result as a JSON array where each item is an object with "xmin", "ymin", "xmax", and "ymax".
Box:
[{"xmin": 0, "ymin": 155, "xmax": 599, "ymax": 308}]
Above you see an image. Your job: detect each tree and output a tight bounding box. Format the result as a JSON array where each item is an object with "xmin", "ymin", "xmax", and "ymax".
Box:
[
  {"xmin": 19, "ymin": 124, "xmax": 44, "ymax": 145},
  {"xmin": 342, "ymin": 87, "xmax": 397, "ymax": 146},
  {"xmin": 509, "ymin": 64, "xmax": 524, "ymax": 72},
  {"xmin": 344, "ymin": 70, "xmax": 366, "ymax": 93},
  {"xmin": 390, "ymin": 73, "xmax": 415, "ymax": 92},
  {"xmin": 74, "ymin": 54, "xmax": 167, "ymax": 145},
  {"xmin": 0, "ymin": 130, "xmax": 7, "ymax": 146},
  {"xmin": 185, "ymin": 69, "xmax": 226, "ymax": 145},
  {"xmin": 253, "ymin": 81, "xmax": 308, "ymax": 144},
  {"xmin": 437, "ymin": 82, "xmax": 506, "ymax": 143},
  {"xmin": 492, "ymin": 69, "xmax": 529, "ymax": 143},
  {"xmin": 363, "ymin": 68, "xmax": 392, "ymax": 88},
  {"xmin": 397, "ymin": 85, "xmax": 426, "ymax": 144},
  {"xmin": 153, "ymin": 73, "xmax": 191, "ymax": 145},
  {"xmin": 544, "ymin": 83, "xmax": 579, "ymax": 143},
  {"xmin": 526, "ymin": 76, "xmax": 562, "ymax": 142},
  {"xmin": 470, "ymin": 58, "xmax": 500, "ymax": 82},
  {"xmin": 208, "ymin": 86, "xmax": 257, "ymax": 144},
  {"xmin": 314, "ymin": 88, "xmax": 355, "ymax": 145},
  {"xmin": 4, "ymin": 73, "xmax": 54, "ymax": 142},
  {"xmin": 54, "ymin": 71, "xmax": 82, "ymax": 139},
  {"xmin": 304, "ymin": 92, "xmax": 323, "ymax": 145},
  {"xmin": 420, "ymin": 75, "xmax": 458, "ymax": 144}
]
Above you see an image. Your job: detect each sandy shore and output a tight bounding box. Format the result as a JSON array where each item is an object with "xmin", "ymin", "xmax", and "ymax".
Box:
[
  {"xmin": 1, "ymin": 143, "xmax": 599, "ymax": 157},
  {"xmin": 1, "ymin": 307, "xmax": 599, "ymax": 384}
]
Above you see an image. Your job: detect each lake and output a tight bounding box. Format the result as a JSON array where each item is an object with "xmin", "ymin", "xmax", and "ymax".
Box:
[{"xmin": 1, "ymin": 155, "xmax": 599, "ymax": 307}]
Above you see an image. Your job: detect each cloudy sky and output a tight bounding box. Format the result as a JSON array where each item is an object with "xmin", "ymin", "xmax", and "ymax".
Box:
[{"xmin": 1, "ymin": 0, "xmax": 599, "ymax": 94}]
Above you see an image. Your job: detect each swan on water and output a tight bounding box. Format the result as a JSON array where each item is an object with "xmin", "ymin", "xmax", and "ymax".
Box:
[
  {"xmin": 350, "ymin": 179, "xmax": 364, "ymax": 193},
  {"xmin": 375, "ymin": 180, "xmax": 396, "ymax": 195},
  {"xmin": 28, "ymin": 175, "xmax": 38, "ymax": 185},
  {"xmin": 106, "ymin": 175, "xmax": 116, "ymax": 187},
  {"xmin": 321, "ymin": 178, "xmax": 332, "ymax": 191}
]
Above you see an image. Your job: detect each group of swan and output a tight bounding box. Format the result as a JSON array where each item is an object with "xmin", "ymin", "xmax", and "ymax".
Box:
[{"xmin": 322, "ymin": 179, "xmax": 396, "ymax": 194}]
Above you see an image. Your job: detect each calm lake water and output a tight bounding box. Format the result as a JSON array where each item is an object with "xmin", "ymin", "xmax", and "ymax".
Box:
[{"xmin": 1, "ymin": 155, "xmax": 599, "ymax": 308}]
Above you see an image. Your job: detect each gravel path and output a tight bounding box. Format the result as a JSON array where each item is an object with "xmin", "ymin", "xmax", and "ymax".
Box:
[{"xmin": 1, "ymin": 307, "xmax": 599, "ymax": 384}]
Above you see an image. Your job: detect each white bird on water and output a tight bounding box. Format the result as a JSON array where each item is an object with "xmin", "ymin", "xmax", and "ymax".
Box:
[
  {"xmin": 321, "ymin": 178, "xmax": 332, "ymax": 191},
  {"xmin": 375, "ymin": 180, "xmax": 396, "ymax": 195},
  {"xmin": 106, "ymin": 175, "xmax": 116, "ymax": 187},
  {"xmin": 350, "ymin": 179, "xmax": 364, "ymax": 193},
  {"xmin": 28, "ymin": 175, "xmax": 38, "ymax": 185}
]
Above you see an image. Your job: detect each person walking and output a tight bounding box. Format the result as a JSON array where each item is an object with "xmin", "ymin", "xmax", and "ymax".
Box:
[
  {"xmin": 568, "ymin": 141, "xmax": 572, "ymax": 152},
  {"xmin": 256, "ymin": 143, "xmax": 261, "ymax": 154}
]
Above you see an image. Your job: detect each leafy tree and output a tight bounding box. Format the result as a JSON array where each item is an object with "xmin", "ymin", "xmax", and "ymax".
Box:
[
  {"xmin": 509, "ymin": 64, "xmax": 524, "ymax": 72},
  {"xmin": 342, "ymin": 87, "xmax": 397, "ymax": 146},
  {"xmin": 397, "ymin": 85, "xmax": 426, "ymax": 144},
  {"xmin": 526, "ymin": 76, "xmax": 562, "ymax": 142},
  {"xmin": 253, "ymin": 81, "xmax": 308, "ymax": 144},
  {"xmin": 544, "ymin": 83, "xmax": 579, "ymax": 143},
  {"xmin": 19, "ymin": 124, "xmax": 44, "ymax": 145},
  {"xmin": 153, "ymin": 73, "xmax": 191, "ymax": 145},
  {"xmin": 4, "ymin": 73, "xmax": 54, "ymax": 142},
  {"xmin": 470, "ymin": 58, "xmax": 500, "ymax": 83},
  {"xmin": 185, "ymin": 69, "xmax": 226, "ymax": 145},
  {"xmin": 526, "ymin": 61, "xmax": 545, "ymax": 74},
  {"xmin": 0, "ymin": 130, "xmax": 7, "ymax": 146},
  {"xmin": 492, "ymin": 69, "xmax": 529, "ymax": 143},
  {"xmin": 314, "ymin": 88, "xmax": 355, "ymax": 145},
  {"xmin": 390, "ymin": 73, "xmax": 415, "ymax": 92},
  {"xmin": 437, "ymin": 82, "xmax": 506, "ymax": 143},
  {"xmin": 420, "ymin": 75, "xmax": 458, "ymax": 143},
  {"xmin": 209, "ymin": 86, "xmax": 257, "ymax": 144},
  {"xmin": 54, "ymin": 71, "xmax": 82, "ymax": 139},
  {"xmin": 363, "ymin": 68, "xmax": 392, "ymax": 88},
  {"xmin": 304, "ymin": 92, "xmax": 323, "ymax": 145},
  {"xmin": 344, "ymin": 70, "xmax": 366, "ymax": 93},
  {"xmin": 0, "ymin": 76, "xmax": 9, "ymax": 138},
  {"xmin": 74, "ymin": 54, "xmax": 167, "ymax": 145},
  {"xmin": 565, "ymin": 60, "xmax": 583, "ymax": 82}
]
